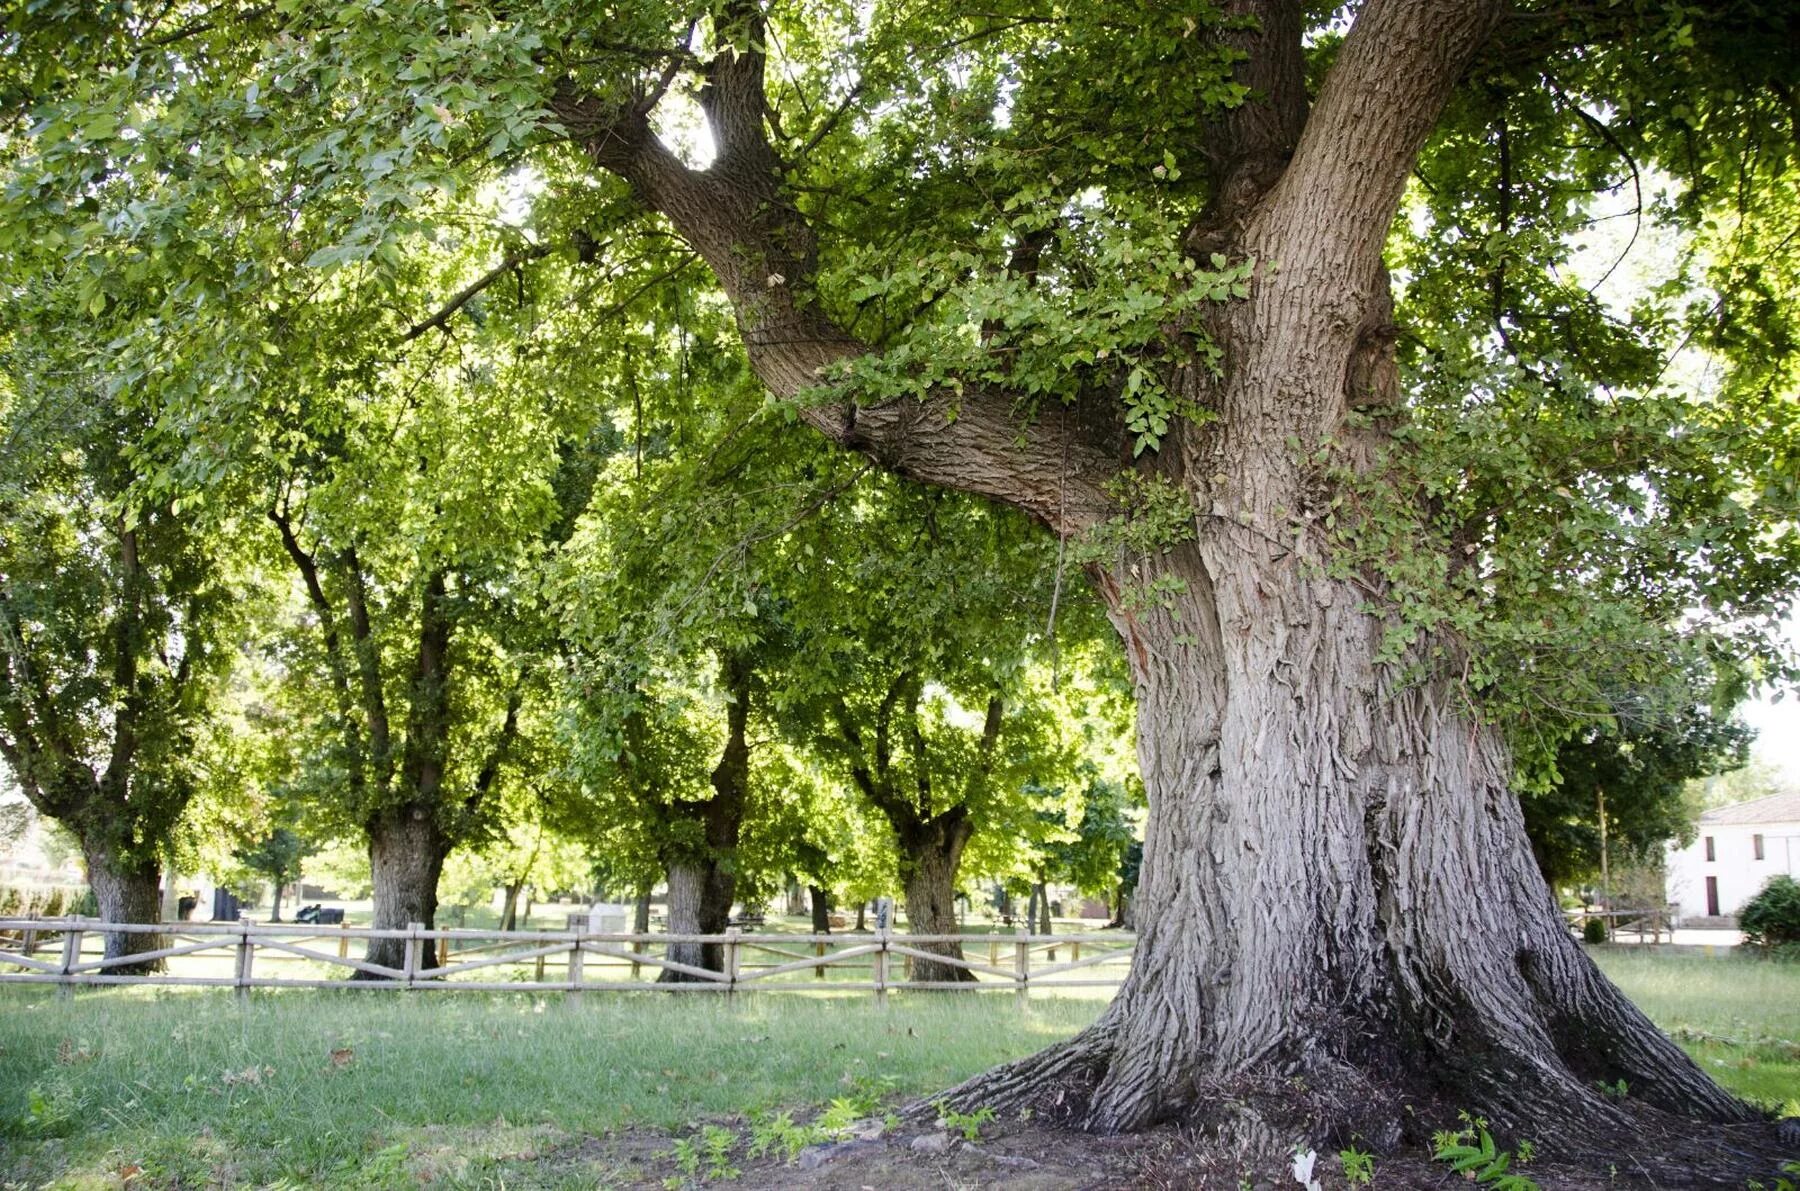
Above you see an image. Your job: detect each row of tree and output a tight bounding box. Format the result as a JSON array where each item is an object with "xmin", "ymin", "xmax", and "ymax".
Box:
[{"xmin": 0, "ymin": 214, "xmax": 1144, "ymax": 977}]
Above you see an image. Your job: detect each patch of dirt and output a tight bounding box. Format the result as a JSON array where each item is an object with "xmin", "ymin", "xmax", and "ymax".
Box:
[{"xmin": 537, "ymin": 1117, "xmax": 1664, "ymax": 1189}]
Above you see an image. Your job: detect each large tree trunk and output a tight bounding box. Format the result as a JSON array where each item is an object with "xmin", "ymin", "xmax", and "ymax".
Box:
[
  {"xmin": 897, "ymin": 813, "xmax": 976, "ymax": 984},
  {"xmin": 83, "ymin": 846, "xmax": 166, "ymax": 974},
  {"xmin": 268, "ymin": 880, "xmax": 284, "ymax": 924},
  {"xmin": 809, "ymin": 885, "xmax": 832, "ymax": 934},
  {"xmin": 362, "ymin": 809, "xmax": 447, "ymax": 976},
  {"xmin": 661, "ymin": 857, "xmax": 735, "ymax": 979},
  {"xmin": 937, "ymin": 535, "xmax": 1764, "ymax": 1155}
]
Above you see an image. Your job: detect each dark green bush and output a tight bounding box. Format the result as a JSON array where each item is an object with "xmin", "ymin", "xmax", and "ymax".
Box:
[
  {"xmin": 1738, "ymin": 875, "xmax": 1800, "ymax": 949},
  {"xmin": 1581, "ymin": 916, "xmax": 1608, "ymax": 945}
]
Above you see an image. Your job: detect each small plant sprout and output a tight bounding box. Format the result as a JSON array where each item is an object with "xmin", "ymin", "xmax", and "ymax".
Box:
[
  {"xmin": 701, "ymin": 1125, "xmax": 740, "ymax": 1181},
  {"xmin": 1430, "ymin": 1116, "xmax": 1542, "ymax": 1191},
  {"xmin": 1338, "ymin": 1145, "xmax": 1375, "ymax": 1185},
  {"xmin": 931, "ymin": 1099, "xmax": 997, "ymax": 1141}
]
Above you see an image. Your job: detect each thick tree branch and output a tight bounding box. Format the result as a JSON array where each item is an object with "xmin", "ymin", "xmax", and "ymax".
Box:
[
  {"xmin": 697, "ymin": 1, "xmax": 776, "ymax": 173},
  {"xmin": 466, "ymin": 682, "xmax": 523, "ymax": 818},
  {"xmin": 398, "ymin": 568, "xmax": 453, "ymax": 807},
  {"xmin": 1248, "ymin": 0, "xmax": 1504, "ymax": 320},
  {"xmin": 550, "ymin": 27, "xmax": 1123, "ymax": 534},
  {"xmin": 270, "ymin": 505, "xmax": 368, "ymax": 795},
  {"xmin": 1188, "ymin": 0, "xmax": 1309, "ymax": 248},
  {"xmin": 100, "ymin": 524, "xmax": 141, "ymax": 802},
  {"xmin": 339, "ymin": 548, "xmax": 393, "ymax": 790}
]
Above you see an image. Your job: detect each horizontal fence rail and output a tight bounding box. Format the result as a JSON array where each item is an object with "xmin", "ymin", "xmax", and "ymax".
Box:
[{"xmin": 0, "ymin": 917, "xmax": 1136, "ymax": 1002}]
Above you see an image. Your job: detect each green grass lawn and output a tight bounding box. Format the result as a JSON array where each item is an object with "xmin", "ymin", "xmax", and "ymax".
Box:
[
  {"xmin": 1592, "ymin": 947, "xmax": 1800, "ymax": 1114},
  {"xmin": 0, "ymin": 989, "xmax": 1106, "ymax": 1188},
  {"xmin": 0, "ymin": 949, "xmax": 1793, "ymax": 1188}
]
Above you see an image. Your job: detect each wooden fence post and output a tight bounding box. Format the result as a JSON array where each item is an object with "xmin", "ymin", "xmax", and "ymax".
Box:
[
  {"xmin": 568, "ymin": 931, "xmax": 585, "ymax": 1002},
  {"xmin": 235, "ymin": 920, "xmax": 255, "ymax": 1003},
  {"xmin": 988, "ymin": 937, "xmax": 998, "ymax": 969},
  {"xmin": 404, "ymin": 922, "xmax": 423, "ymax": 988},
  {"xmin": 873, "ymin": 927, "xmax": 889, "ymax": 1006},
  {"xmin": 724, "ymin": 927, "xmax": 741, "ymax": 998},
  {"xmin": 814, "ymin": 938, "xmax": 827, "ymax": 980},
  {"xmin": 1014, "ymin": 924, "xmax": 1030, "ymax": 1010},
  {"xmin": 58, "ymin": 919, "xmax": 84, "ymax": 1000},
  {"xmin": 338, "ymin": 922, "xmax": 349, "ymax": 960},
  {"xmin": 22, "ymin": 913, "xmax": 38, "ymax": 957},
  {"xmin": 534, "ymin": 926, "xmax": 547, "ymax": 984}
]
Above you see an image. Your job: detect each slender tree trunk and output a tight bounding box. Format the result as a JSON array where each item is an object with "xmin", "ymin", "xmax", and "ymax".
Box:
[
  {"xmin": 659, "ymin": 649, "xmax": 754, "ymax": 982},
  {"xmin": 362, "ymin": 809, "xmax": 447, "ymax": 976},
  {"xmin": 1106, "ymin": 884, "xmax": 1127, "ymax": 930},
  {"xmin": 500, "ymin": 881, "xmax": 522, "ymax": 932},
  {"xmin": 83, "ymin": 846, "xmax": 166, "ymax": 973},
  {"xmin": 1035, "ymin": 880, "xmax": 1051, "ymax": 934},
  {"xmin": 809, "ymin": 885, "xmax": 832, "ymax": 934},
  {"xmin": 854, "ymin": 901, "xmax": 866, "ymax": 932},
  {"xmin": 898, "ymin": 814, "xmax": 976, "ymax": 984},
  {"xmin": 269, "ymin": 880, "xmax": 284, "ymax": 924},
  {"xmin": 633, "ymin": 883, "xmax": 652, "ymax": 954}
]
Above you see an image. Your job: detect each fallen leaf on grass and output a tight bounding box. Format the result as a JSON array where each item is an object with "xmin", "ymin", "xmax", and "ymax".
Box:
[
  {"xmin": 328, "ymin": 1047, "xmax": 355, "ymax": 1070},
  {"xmin": 117, "ymin": 1163, "xmax": 142, "ymax": 1184}
]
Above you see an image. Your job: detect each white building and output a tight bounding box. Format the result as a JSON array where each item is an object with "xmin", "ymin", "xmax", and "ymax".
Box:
[{"xmin": 1667, "ymin": 791, "xmax": 1800, "ymax": 922}]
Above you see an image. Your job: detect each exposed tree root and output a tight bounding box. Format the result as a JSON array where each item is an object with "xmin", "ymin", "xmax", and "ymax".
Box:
[{"xmin": 917, "ymin": 1026, "xmax": 1800, "ymax": 1186}]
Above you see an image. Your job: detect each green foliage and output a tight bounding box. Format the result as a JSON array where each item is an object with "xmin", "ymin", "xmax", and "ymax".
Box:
[
  {"xmin": 666, "ymin": 1124, "xmax": 740, "ymax": 1186},
  {"xmin": 1337, "ymin": 1145, "xmax": 1375, "ymax": 1186},
  {"xmin": 816, "ymin": 203, "xmax": 1246, "ymax": 455},
  {"xmin": 932, "ymin": 1100, "xmax": 997, "ymax": 1141},
  {"xmin": 1430, "ymin": 1116, "xmax": 1540, "ymax": 1190},
  {"xmin": 1740, "ymin": 877, "xmax": 1800, "ymax": 950},
  {"xmin": 1582, "ymin": 916, "xmax": 1609, "ymax": 946},
  {"xmin": 0, "ymin": 285, "xmax": 251, "ymax": 873},
  {"xmin": 1523, "ymin": 692, "xmax": 1748, "ymax": 887}
]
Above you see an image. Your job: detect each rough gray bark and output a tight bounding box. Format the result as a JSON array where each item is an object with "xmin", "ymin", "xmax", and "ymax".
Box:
[
  {"xmin": 897, "ymin": 812, "xmax": 976, "ymax": 983},
  {"xmin": 662, "ymin": 856, "xmax": 734, "ymax": 978},
  {"xmin": 84, "ymin": 846, "xmax": 167, "ymax": 973},
  {"xmin": 553, "ymin": 0, "xmax": 1791, "ymax": 1165},
  {"xmin": 809, "ymin": 885, "xmax": 832, "ymax": 934},
  {"xmin": 362, "ymin": 808, "xmax": 446, "ymax": 975}
]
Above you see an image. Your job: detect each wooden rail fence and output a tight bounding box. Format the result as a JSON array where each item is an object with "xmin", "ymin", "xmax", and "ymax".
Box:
[{"xmin": 0, "ymin": 918, "xmax": 1136, "ymax": 1003}]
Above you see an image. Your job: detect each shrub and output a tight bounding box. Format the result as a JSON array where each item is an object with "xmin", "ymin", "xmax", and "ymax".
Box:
[
  {"xmin": 1739, "ymin": 876, "xmax": 1800, "ymax": 950},
  {"xmin": 1581, "ymin": 917, "xmax": 1607, "ymax": 945}
]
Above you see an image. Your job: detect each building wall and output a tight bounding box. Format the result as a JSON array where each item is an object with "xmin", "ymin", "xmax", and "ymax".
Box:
[{"xmin": 1667, "ymin": 820, "xmax": 1800, "ymax": 921}]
